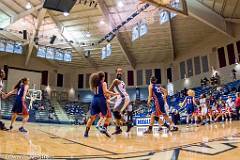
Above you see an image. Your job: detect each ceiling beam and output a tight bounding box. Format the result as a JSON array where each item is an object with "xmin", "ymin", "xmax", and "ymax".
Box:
[
  {"xmin": 225, "ymin": 18, "xmax": 240, "ymax": 24},
  {"xmin": 0, "ymin": 30, "xmax": 27, "ymax": 42},
  {"xmin": 25, "ymin": 8, "xmax": 47, "ymax": 66},
  {"xmin": 48, "ymin": 11, "xmax": 98, "ymax": 69},
  {"xmin": 144, "ymin": 0, "xmax": 188, "ymax": 17},
  {"xmin": 168, "ymin": 12, "xmax": 176, "ymax": 61},
  {"xmin": 97, "ymin": 0, "xmax": 136, "ymax": 69},
  {"xmin": 231, "ymin": 0, "xmax": 240, "ymax": 18},
  {"xmin": 186, "ymin": 0, "xmax": 235, "ymax": 39},
  {"xmin": 0, "ymin": 2, "xmax": 17, "ymax": 22},
  {"xmin": 12, "ymin": 4, "xmax": 43, "ymax": 23}
]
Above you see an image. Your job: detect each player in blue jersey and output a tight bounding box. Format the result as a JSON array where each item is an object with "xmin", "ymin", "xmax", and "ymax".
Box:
[
  {"xmin": 144, "ymin": 76, "xmax": 178, "ymax": 134},
  {"xmin": 4, "ymin": 78, "xmax": 30, "ymax": 132},
  {"xmin": 84, "ymin": 71, "xmax": 118, "ymax": 137},
  {"xmin": 182, "ymin": 89, "xmax": 197, "ymax": 127}
]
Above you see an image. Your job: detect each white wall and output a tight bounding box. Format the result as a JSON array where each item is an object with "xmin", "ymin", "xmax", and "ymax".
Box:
[{"xmin": 7, "ymin": 68, "xmax": 41, "ymax": 91}]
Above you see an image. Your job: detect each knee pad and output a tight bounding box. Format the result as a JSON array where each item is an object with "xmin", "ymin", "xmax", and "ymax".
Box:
[
  {"xmin": 113, "ymin": 111, "xmax": 121, "ymax": 120},
  {"xmin": 154, "ymin": 116, "xmax": 159, "ymax": 121}
]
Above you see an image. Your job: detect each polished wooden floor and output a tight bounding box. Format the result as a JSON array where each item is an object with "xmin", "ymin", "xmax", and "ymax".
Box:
[{"xmin": 0, "ymin": 120, "xmax": 240, "ymax": 160}]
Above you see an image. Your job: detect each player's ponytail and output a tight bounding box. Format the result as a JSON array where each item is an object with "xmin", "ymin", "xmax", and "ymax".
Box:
[
  {"xmin": 14, "ymin": 79, "xmax": 23, "ymax": 90},
  {"xmin": 97, "ymin": 71, "xmax": 105, "ymax": 82},
  {"xmin": 0, "ymin": 69, "xmax": 5, "ymax": 79},
  {"xmin": 89, "ymin": 73, "xmax": 99, "ymax": 92},
  {"xmin": 150, "ymin": 76, "xmax": 157, "ymax": 84},
  {"xmin": 13, "ymin": 77, "xmax": 28, "ymax": 90}
]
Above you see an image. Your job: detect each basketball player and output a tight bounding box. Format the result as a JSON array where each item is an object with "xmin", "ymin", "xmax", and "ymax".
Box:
[
  {"xmin": 214, "ymin": 98, "xmax": 227, "ymax": 122},
  {"xmin": 199, "ymin": 94, "xmax": 208, "ymax": 125},
  {"xmin": 109, "ymin": 68, "xmax": 133, "ymax": 135},
  {"xmin": 96, "ymin": 90, "xmax": 112, "ymax": 131},
  {"xmin": 84, "ymin": 72, "xmax": 118, "ymax": 137},
  {"xmin": 144, "ymin": 76, "xmax": 178, "ymax": 134},
  {"xmin": 193, "ymin": 105, "xmax": 201, "ymax": 126},
  {"xmin": 0, "ymin": 69, "xmax": 6, "ymax": 111},
  {"xmin": 4, "ymin": 78, "xmax": 30, "ymax": 132},
  {"xmin": 182, "ymin": 89, "xmax": 197, "ymax": 127},
  {"xmin": 225, "ymin": 96, "xmax": 234, "ymax": 121},
  {"xmin": 0, "ymin": 69, "xmax": 8, "ymax": 131}
]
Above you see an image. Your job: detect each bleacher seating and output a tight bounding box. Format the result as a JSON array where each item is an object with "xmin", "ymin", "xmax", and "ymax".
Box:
[
  {"xmin": 60, "ymin": 101, "xmax": 89, "ymax": 124},
  {"xmin": 1, "ymin": 91, "xmax": 59, "ymax": 123},
  {"xmin": 133, "ymin": 80, "xmax": 240, "ymax": 123}
]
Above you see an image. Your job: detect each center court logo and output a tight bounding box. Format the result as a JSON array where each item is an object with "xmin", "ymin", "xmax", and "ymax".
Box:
[
  {"xmin": 136, "ymin": 118, "xmax": 151, "ymax": 125},
  {"xmin": 0, "ymin": 154, "xmax": 49, "ymax": 160},
  {"xmin": 136, "ymin": 118, "xmax": 160, "ymax": 126}
]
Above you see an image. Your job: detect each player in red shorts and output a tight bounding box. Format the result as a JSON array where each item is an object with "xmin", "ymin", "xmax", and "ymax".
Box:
[
  {"xmin": 207, "ymin": 102, "xmax": 214, "ymax": 123},
  {"xmin": 193, "ymin": 105, "xmax": 201, "ymax": 126},
  {"xmin": 214, "ymin": 98, "xmax": 226, "ymax": 122},
  {"xmin": 96, "ymin": 93, "xmax": 113, "ymax": 131}
]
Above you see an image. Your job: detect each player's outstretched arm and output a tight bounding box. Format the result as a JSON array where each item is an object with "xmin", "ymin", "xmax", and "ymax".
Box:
[
  {"xmin": 2, "ymin": 89, "xmax": 17, "ymax": 99},
  {"xmin": 102, "ymin": 82, "xmax": 119, "ymax": 96},
  {"xmin": 109, "ymin": 79, "xmax": 119, "ymax": 92},
  {"xmin": 147, "ymin": 84, "xmax": 153, "ymax": 107},
  {"xmin": 193, "ymin": 97, "xmax": 197, "ymax": 106},
  {"xmin": 22, "ymin": 85, "xmax": 29, "ymax": 101}
]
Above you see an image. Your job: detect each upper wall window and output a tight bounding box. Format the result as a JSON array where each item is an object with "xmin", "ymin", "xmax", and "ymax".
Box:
[
  {"xmin": 85, "ymin": 73, "xmax": 91, "ymax": 89},
  {"xmin": 180, "ymin": 61, "xmax": 186, "ymax": 79},
  {"xmin": 167, "ymin": 68, "xmax": 172, "ymax": 82},
  {"xmin": 137, "ymin": 70, "xmax": 143, "ymax": 86},
  {"xmin": 201, "ymin": 56, "xmax": 209, "ymax": 73},
  {"xmin": 128, "ymin": 71, "xmax": 134, "ymax": 86},
  {"xmin": 78, "ymin": 74, "xmax": 84, "ymax": 89},
  {"xmin": 186, "ymin": 59, "xmax": 193, "ymax": 77},
  {"xmin": 236, "ymin": 40, "xmax": 240, "ymax": 61},
  {"xmin": 145, "ymin": 69, "xmax": 152, "ymax": 85},
  {"xmin": 57, "ymin": 74, "xmax": 63, "ymax": 87},
  {"xmin": 194, "ymin": 56, "xmax": 201, "ymax": 75},
  {"xmin": 154, "ymin": 69, "xmax": 161, "ymax": 84},
  {"xmin": 218, "ymin": 47, "xmax": 226, "ymax": 68},
  {"xmin": 227, "ymin": 43, "xmax": 235, "ymax": 65}
]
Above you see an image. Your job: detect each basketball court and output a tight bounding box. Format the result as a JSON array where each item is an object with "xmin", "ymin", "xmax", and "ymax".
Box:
[{"xmin": 0, "ymin": 121, "xmax": 240, "ymax": 160}]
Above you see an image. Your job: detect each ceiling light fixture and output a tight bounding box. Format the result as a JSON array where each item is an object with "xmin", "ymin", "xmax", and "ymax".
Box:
[
  {"xmin": 117, "ymin": 1, "xmax": 124, "ymax": 8},
  {"xmin": 100, "ymin": 20, "xmax": 105, "ymax": 25},
  {"xmin": 86, "ymin": 17, "xmax": 91, "ymax": 38},
  {"xmin": 25, "ymin": 2, "xmax": 32, "ymax": 9},
  {"xmin": 63, "ymin": 12, "xmax": 69, "ymax": 16},
  {"xmin": 86, "ymin": 32, "xmax": 91, "ymax": 38}
]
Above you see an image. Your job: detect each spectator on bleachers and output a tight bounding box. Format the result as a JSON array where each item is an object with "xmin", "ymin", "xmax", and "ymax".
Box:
[
  {"xmin": 223, "ymin": 85, "xmax": 230, "ymax": 95},
  {"xmin": 201, "ymin": 79, "xmax": 205, "ymax": 87},
  {"xmin": 201, "ymin": 77, "xmax": 210, "ymax": 89},
  {"xmin": 232, "ymin": 69, "xmax": 237, "ymax": 80},
  {"xmin": 214, "ymin": 73, "xmax": 221, "ymax": 86},
  {"xmin": 235, "ymin": 92, "xmax": 240, "ymax": 120},
  {"xmin": 204, "ymin": 77, "xmax": 210, "ymax": 86}
]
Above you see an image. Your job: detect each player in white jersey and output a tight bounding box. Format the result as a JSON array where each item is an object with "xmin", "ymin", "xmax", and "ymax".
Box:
[
  {"xmin": 0, "ymin": 69, "xmax": 8, "ymax": 131},
  {"xmin": 109, "ymin": 68, "xmax": 133, "ymax": 134},
  {"xmin": 0, "ymin": 69, "xmax": 6, "ymax": 111}
]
